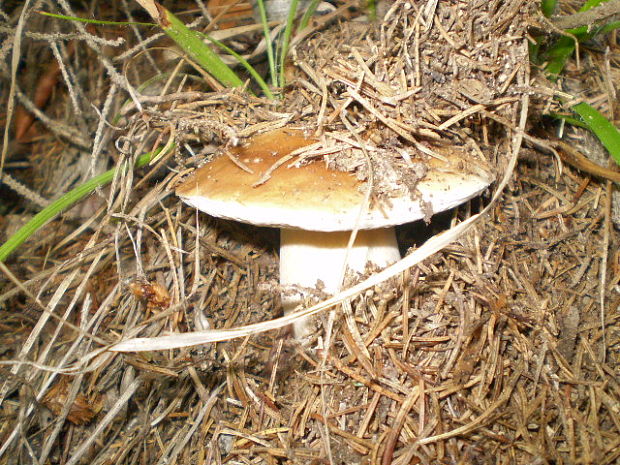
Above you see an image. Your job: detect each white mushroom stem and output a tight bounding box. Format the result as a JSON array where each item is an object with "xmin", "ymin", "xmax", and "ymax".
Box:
[{"xmin": 279, "ymin": 228, "xmax": 401, "ymax": 337}]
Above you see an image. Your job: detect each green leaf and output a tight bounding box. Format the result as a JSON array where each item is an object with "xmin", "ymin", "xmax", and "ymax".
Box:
[
  {"xmin": 542, "ymin": 35, "xmax": 582, "ymax": 79},
  {"xmin": 572, "ymin": 102, "xmax": 620, "ymax": 165},
  {"xmin": 540, "ymin": 0, "xmax": 614, "ymax": 79}
]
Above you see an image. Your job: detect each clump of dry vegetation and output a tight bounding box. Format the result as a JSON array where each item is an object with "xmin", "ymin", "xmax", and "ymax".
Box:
[{"xmin": 0, "ymin": 1, "xmax": 619, "ymax": 464}]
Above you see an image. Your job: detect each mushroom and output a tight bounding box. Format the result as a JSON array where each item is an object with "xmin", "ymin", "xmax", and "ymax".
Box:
[{"xmin": 176, "ymin": 128, "xmax": 494, "ymax": 337}]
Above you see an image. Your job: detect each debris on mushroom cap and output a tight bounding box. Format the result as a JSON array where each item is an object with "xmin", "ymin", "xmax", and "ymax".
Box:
[{"xmin": 176, "ymin": 128, "xmax": 494, "ymax": 231}]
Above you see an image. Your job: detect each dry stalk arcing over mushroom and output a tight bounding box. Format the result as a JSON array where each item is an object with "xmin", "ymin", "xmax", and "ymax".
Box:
[{"xmin": 113, "ymin": 0, "xmax": 534, "ymax": 350}]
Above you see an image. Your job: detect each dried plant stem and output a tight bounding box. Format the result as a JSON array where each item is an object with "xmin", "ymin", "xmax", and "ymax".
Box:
[
  {"xmin": 0, "ymin": 172, "xmax": 50, "ymax": 208},
  {"xmin": 1, "ymin": 0, "xmax": 34, "ymax": 175},
  {"xmin": 552, "ymin": 0, "xmax": 620, "ymax": 29}
]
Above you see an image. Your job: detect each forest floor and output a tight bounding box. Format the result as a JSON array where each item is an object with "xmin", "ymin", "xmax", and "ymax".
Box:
[{"xmin": 0, "ymin": 1, "xmax": 619, "ymax": 464}]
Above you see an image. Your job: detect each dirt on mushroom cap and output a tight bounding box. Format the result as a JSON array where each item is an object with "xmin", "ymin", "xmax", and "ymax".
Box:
[{"xmin": 176, "ymin": 128, "xmax": 494, "ymax": 231}]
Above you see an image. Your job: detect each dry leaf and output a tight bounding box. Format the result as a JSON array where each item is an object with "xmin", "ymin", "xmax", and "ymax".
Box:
[{"xmin": 41, "ymin": 377, "xmax": 103, "ymax": 425}]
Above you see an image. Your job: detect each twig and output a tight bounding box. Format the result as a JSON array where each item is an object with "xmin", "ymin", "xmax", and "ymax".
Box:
[
  {"xmin": 552, "ymin": 0, "xmax": 620, "ymax": 29},
  {"xmin": 552, "ymin": 140, "xmax": 620, "ymax": 184}
]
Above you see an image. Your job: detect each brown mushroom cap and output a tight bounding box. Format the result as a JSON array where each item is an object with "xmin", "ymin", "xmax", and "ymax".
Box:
[{"xmin": 176, "ymin": 128, "xmax": 494, "ymax": 231}]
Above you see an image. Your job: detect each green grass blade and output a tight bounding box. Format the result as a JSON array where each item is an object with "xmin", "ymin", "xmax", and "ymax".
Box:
[
  {"xmin": 597, "ymin": 20, "xmax": 620, "ymax": 35},
  {"xmin": 0, "ymin": 149, "xmax": 160, "ymax": 263},
  {"xmin": 542, "ymin": 35, "xmax": 584, "ymax": 79},
  {"xmin": 278, "ymin": 0, "xmax": 300, "ymax": 88},
  {"xmin": 541, "ymin": 0, "xmax": 613, "ymax": 79},
  {"xmin": 299, "ymin": 0, "xmax": 321, "ymax": 30},
  {"xmin": 572, "ymin": 102, "xmax": 620, "ymax": 165},
  {"xmin": 580, "ymin": 0, "xmax": 610, "ymax": 10},
  {"xmin": 38, "ymin": 11, "xmax": 154, "ymax": 27},
  {"xmin": 366, "ymin": 0, "xmax": 378, "ymax": 21},
  {"xmin": 256, "ymin": 0, "xmax": 277, "ymax": 88},
  {"xmin": 204, "ymin": 35, "xmax": 274, "ymax": 99},
  {"xmin": 161, "ymin": 8, "xmax": 243, "ymax": 88},
  {"xmin": 549, "ymin": 112, "xmax": 588, "ymax": 129},
  {"xmin": 541, "ymin": 0, "xmax": 557, "ymax": 17}
]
